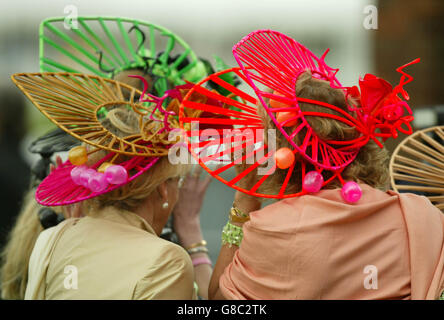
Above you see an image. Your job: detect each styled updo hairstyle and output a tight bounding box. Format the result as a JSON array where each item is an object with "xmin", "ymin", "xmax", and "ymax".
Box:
[
  {"xmin": 81, "ymin": 105, "xmax": 187, "ymax": 213},
  {"xmin": 258, "ymin": 71, "xmax": 390, "ymax": 196}
]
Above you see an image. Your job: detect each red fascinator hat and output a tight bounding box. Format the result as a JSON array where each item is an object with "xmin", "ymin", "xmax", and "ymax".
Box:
[{"xmin": 179, "ymin": 29, "xmax": 420, "ymax": 203}]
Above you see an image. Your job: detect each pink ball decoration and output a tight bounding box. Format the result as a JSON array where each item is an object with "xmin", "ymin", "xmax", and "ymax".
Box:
[
  {"xmin": 302, "ymin": 171, "xmax": 324, "ymax": 193},
  {"xmin": 341, "ymin": 181, "xmax": 362, "ymax": 203},
  {"xmin": 71, "ymin": 165, "xmax": 87, "ymax": 185},
  {"xmin": 104, "ymin": 165, "xmax": 128, "ymax": 185},
  {"xmin": 88, "ymin": 172, "xmax": 109, "ymax": 193},
  {"xmin": 79, "ymin": 168, "xmax": 96, "ymax": 188}
]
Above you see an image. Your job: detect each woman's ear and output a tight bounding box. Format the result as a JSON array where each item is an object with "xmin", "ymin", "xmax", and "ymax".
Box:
[{"xmin": 157, "ymin": 181, "xmax": 168, "ymax": 202}]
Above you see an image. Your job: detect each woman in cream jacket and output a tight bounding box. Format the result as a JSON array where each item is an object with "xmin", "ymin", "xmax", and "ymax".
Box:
[{"xmin": 25, "ymin": 109, "xmax": 213, "ymax": 300}]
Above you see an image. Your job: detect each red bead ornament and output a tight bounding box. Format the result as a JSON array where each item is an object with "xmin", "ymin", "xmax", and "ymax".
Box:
[{"xmin": 382, "ymin": 105, "xmax": 404, "ymax": 121}]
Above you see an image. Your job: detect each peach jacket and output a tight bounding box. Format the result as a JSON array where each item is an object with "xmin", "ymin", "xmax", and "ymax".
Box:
[{"xmin": 220, "ymin": 184, "xmax": 444, "ymax": 300}]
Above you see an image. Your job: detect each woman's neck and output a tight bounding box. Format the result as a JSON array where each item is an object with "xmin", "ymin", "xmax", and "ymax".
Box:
[
  {"xmin": 134, "ymin": 198, "xmax": 154, "ymax": 228},
  {"xmin": 133, "ymin": 195, "xmax": 164, "ymax": 235}
]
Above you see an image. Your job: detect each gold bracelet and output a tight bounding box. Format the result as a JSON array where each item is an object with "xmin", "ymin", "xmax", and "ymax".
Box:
[
  {"xmin": 187, "ymin": 246, "xmax": 209, "ymax": 255},
  {"xmin": 184, "ymin": 240, "xmax": 207, "ymax": 251},
  {"xmin": 229, "ymin": 206, "xmax": 250, "ymax": 224}
]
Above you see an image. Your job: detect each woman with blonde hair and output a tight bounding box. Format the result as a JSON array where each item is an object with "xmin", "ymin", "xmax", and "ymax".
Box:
[
  {"xmin": 0, "ymin": 70, "xmax": 207, "ymax": 300},
  {"xmin": 180, "ymin": 30, "xmax": 444, "ymax": 300},
  {"xmin": 2, "ymin": 16, "xmax": 217, "ymax": 300},
  {"xmin": 9, "ymin": 67, "xmax": 215, "ymax": 300},
  {"xmin": 1, "ymin": 125, "xmax": 212, "ymax": 300}
]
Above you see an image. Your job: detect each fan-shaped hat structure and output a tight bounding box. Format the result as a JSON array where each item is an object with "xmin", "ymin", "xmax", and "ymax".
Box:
[
  {"xmin": 12, "ymin": 72, "xmax": 173, "ymax": 156},
  {"xmin": 12, "ymin": 72, "xmax": 177, "ymax": 206},
  {"xmin": 390, "ymin": 125, "xmax": 444, "ymax": 212},
  {"xmin": 39, "ymin": 16, "xmax": 205, "ymax": 95}
]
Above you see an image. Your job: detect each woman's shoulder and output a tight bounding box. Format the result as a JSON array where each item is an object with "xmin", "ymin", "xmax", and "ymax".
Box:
[
  {"xmin": 126, "ymin": 231, "xmax": 192, "ymax": 267},
  {"xmin": 389, "ymin": 190, "xmax": 443, "ymax": 218},
  {"xmin": 115, "ymin": 228, "xmax": 191, "ymax": 263},
  {"xmin": 55, "ymin": 215, "xmax": 191, "ymax": 267},
  {"xmin": 246, "ymin": 184, "xmax": 413, "ymax": 233},
  {"xmin": 247, "ymin": 198, "xmax": 305, "ymax": 234},
  {"xmin": 152, "ymin": 239, "xmax": 191, "ymax": 262},
  {"xmin": 132, "ymin": 241, "xmax": 195, "ymax": 299}
]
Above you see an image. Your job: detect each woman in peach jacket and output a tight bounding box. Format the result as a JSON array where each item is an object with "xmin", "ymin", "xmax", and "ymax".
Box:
[{"xmin": 209, "ymin": 71, "xmax": 444, "ymax": 300}]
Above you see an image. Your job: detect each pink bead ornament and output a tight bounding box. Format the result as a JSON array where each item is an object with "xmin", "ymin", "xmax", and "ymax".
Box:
[
  {"xmin": 341, "ymin": 181, "xmax": 362, "ymax": 203},
  {"xmin": 88, "ymin": 172, "xmax": 109, "ymax": 193},
  {"xmin": 79, "ymin": 168, "xmax": 96, "ymax": 188},
  {"xmin": 303, "ymin": 171, "xmax": 324, "ymax": 193},
  {"xmin": 104, "ymin": 165, "xmax": 128, "ymax": 184},
  {"xmin": 71, "ymin": 165, "xmax": 87, "ymax": 185}
]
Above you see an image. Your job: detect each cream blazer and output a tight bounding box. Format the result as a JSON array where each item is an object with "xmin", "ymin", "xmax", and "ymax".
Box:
[{"xmin": 25, "ymin": 206, "xmax": 196, "ymax": 300}]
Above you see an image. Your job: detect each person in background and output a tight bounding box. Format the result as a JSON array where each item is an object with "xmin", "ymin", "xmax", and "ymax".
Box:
[{"xmin": 0, "ymin": 87, "xmax": 30, "ymax": 252}]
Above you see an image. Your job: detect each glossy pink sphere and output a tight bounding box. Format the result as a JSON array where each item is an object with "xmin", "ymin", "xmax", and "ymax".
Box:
[
  {"xmin": 71, "ymin": 165, "xmax": 87, "ymax": 185},
  {"xmin": 104, "ymin": 165, "xmax": 128, "ymax": 184},
  {"xmin": 341, "ymin": 181, "xmax": 362, "ymax": 203},
  {"xmin": 88, "ymin": 172, "xmax": 109, "ymax": 193},
  {"xmin": 302, "ymin": 171, "xmax": 324, "ymax": 193},
  {"xmin": 79, "ymin": 168, "xmax": 96, "ymax": 188}
]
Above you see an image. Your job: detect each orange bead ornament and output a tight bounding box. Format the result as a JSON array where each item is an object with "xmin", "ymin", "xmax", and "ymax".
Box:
[
  {"xmin": 270, "ymin": 91, "xmax": 297, "ymax": 127},
  {"xmin": 274, "ymin": 147, "xmax": 295, "ymax": 169},
  {"xmin": 68, "ymin": 146, "xmax": 88, "ymax": 166},
  {"xmin": 276, "ymin": 111, "xmax": 298, "ymax": 127},
  {"xmin": 269, "ymin": 91, "xmax": 291, "ymax": 109}
]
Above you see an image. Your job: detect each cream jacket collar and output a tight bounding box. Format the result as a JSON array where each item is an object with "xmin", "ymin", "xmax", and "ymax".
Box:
[{"xmin": 87, "ymin": 206, "xmax": 157, "ymax": 235}]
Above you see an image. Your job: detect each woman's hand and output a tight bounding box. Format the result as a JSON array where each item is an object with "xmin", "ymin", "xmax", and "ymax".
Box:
[
  {"xmin": 172, "ymin": 165, "xmax": 212, "ymax": 247},
  {"xmin": 233, "ymin": 158, "xmax": 262, "ymax": 215}
]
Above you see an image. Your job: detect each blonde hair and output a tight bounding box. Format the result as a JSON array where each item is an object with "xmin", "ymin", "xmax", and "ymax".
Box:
[
  {"xmin": 86, "ymin": 106, "xmax": 188, "ymax": 212},
  {"xmin": 0, "ymin": 190, "xmax": 43, "ymax": 299},
  {"xmin": 258, "ymin": 71, "xmax": 390, "ymax": 196}
]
